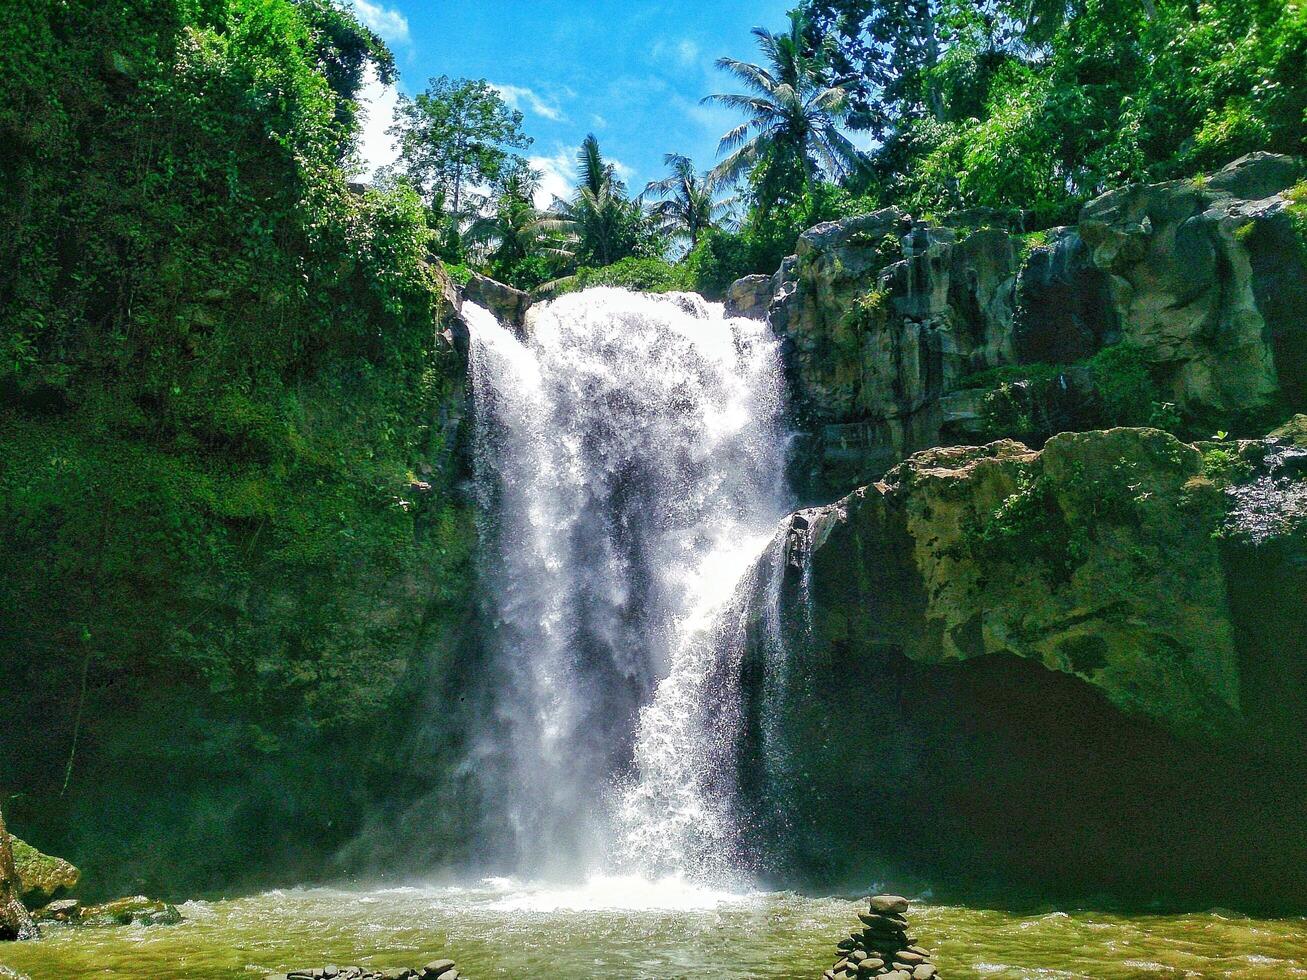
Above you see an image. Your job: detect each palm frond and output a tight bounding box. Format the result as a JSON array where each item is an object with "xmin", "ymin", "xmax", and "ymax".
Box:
[{"xmin": 711, "ymin": 57, "xmax": 778, "ymax": 96}]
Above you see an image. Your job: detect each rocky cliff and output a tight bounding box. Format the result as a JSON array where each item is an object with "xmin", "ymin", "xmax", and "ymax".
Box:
[
  {"xmin": 733, "ymin": 423, "xmax": 1307, "ymax": 907},
  {"xmin": 731, "ymin": 153, "xmax": 1307, "ymax": 499}
]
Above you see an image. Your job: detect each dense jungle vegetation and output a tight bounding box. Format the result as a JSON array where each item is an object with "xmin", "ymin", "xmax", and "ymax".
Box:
[
  {"xmin": 0, "ymin": 0, "xmax": 1303, "ymax": 895},
  {"xmin": 0, "ymin": 0, "xmax": 477, "ymax": 893},
  {"xmin": 407, "ymin": 0, "xmax": 1307, "ymax": 294}
]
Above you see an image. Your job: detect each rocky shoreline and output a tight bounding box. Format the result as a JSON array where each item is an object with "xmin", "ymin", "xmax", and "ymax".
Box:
[{"xmin": 268, "ymin": 960, "xmax": 463, "ymax": 980}]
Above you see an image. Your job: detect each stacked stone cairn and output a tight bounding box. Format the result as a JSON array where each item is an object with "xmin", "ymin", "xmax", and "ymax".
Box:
[
  {"xmin": 267, "ymin": 958, "xmax": 462, "ymax": 980},
  {"xmin": 822, "ymin": 895, "xmax": 939, "ymax": 980}
]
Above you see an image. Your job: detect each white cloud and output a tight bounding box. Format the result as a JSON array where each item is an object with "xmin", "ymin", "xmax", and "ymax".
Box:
[
  {"xmin": 355, "ymin": 67, "xmax": 400, "ymax": 180},
  {"xmin": 651, "ymin": 37, "xmax": 703, "ymax": 68},
  {"xmin": 352, "ymin": 0, "xmax": 411, "ymax": 46},
  {"xmin": 529, "ymin": 150, "xmax": 577, "ymax": 209},
  {"xmin": 527, "ymin": 147, "xmax": 635, "ymax": 209},
  {"xmin": 493, "ymin": 83, "xmax": 566, "ymax": 122}
]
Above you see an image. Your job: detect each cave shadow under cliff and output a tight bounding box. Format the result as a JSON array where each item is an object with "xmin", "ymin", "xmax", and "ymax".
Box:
[{"xmin": 738, "ymin": 638, "xmax": 1307, "ymax": 915}]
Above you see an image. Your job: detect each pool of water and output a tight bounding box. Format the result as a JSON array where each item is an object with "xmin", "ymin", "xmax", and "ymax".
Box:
[{"xmin": 1, "ymin": 877, "xmax": 1304, "ymax": 979}]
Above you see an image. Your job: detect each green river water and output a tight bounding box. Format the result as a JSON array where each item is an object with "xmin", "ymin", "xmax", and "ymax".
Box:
[{"xmin": 0, "ymin": 878, "xmax": 1303, "ymax": 979}]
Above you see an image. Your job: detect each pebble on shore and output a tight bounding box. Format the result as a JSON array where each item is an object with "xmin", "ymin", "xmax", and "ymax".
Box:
[
  {"xmin": 822, "ymin": 895, "xmax": 940, "ymax": 980},
  {"xmin": 267, "ymin": 958, "xmax": 462, "ymax": 980}
]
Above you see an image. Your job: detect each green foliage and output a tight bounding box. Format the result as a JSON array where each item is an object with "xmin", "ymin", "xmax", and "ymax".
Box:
[
  {"xmin": 975, "ymin": 366, "xmax": 1082, "ymax": 446},
  {"xmin": 961, "ymin": 345, "xmax": 1184, "ymax": 447},
  {"xmin": 1200, "ymin": 447, "xmax": 1252, "ymax": 485},
  {"xmin": 1286, "ymin": 181, "xmax": 1307, "ymax": 256},
  {"xmin": 567, "ymin": 257, "xmax": 693, "ymax": 294},
  {"xmin": 551, "ymin": 134, "xmax": 660, "ymax": 269},
  {"xmin": 704, "ymin": 10, "xmax": 863, "ymax": 191},
  {"xmin": 386, "ymin": 75, "xmax": 531, "ymax": 216},
  {"xmin": 793, "ymin": 0, "xmax": 1306, "ymax": 225},
  {"xmin": 467, "ymin": 162, "xmax": 576, "ymax": 288},
  {"xmin": 682, "ymin": 230, "xmax": 756, "ymax": 299},
  {"xmin": 1016, "ymin": 229, "xmax": 1053, "ymax": 262},
  {"xmin": 1088, "ymin": 344, "xmax": 1181, "ymax": 431},
  {"xmin": 962, "ymin": 470, "xmax": 1084, "ymax": 581},
  {"xmin": 0, "ymin": 0, "xmax": 475, "ymax": 882},
  {"xmin": 443, "ymin": 262, "xmax": 474, "ymax": 285},
  {"xmin": 846, "ymin": 285, "xmax": 891, "ymax": 330},
  {"xmin": 643, "ymin": 153, "xmax": 736, "ymax": 248}
]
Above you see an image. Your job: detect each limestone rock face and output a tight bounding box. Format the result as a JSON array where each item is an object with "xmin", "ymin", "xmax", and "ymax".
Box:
[
  {"xmin": 1011, "ymin": 227, "xmax": 1117, "ymax": 364},
  {"xmin": 762, "ymin": 208, "xmax": 1021, "ymax": 494},
  {"xmin": 736, "ymin": 154, "xmax": 1306, "ymax": 498},
  {"xmin": 727, "ymin": 273, "xmax": 774, "ymax": 319},
  {"xmin": 1077, "ymin": 166, "xmax": 1297, "ymax": 415},
  {"xmin": 807, "ymin": 428, "xmax": 1242, "ymax": 736}
]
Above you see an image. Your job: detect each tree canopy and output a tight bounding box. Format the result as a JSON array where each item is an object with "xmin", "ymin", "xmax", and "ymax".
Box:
[{"xmin": 388, "ymin": 76, "xmax": 532, "ymax": 216}]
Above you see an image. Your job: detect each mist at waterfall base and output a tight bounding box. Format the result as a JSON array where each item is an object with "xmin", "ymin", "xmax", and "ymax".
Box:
[{"xmin": 460, "ymin": 288, "xmax": 794, "ymax": 895}]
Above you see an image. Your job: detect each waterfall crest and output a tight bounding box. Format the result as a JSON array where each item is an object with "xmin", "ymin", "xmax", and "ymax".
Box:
[{"xmin": 464, "ymin": 288, "xmax": 790, "ymax": 881}]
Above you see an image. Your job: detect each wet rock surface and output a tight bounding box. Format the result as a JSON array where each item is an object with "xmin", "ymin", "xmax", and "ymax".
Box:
[
  {"xmin": 823, "ymin": 896, "xmax": 940, "ymax": 979},
  {"xmin": 0, "ymin": 812, "xmax": 184, "ymax": 938},
  {"xmin": 75, "ymin": 895, "xmax": 183, "ymax": 927},
  {"xmin": 461, "ymin": 272, "xmax": 531, "ymax": 336}
]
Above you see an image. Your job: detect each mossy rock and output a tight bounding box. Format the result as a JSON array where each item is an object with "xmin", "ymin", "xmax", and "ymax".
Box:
[
  {"xmin": 78, "ymin": 895, "xmax": 182, "ymax": 927},
  {"xmin": 11, "ymin": 836, "xmax": 79, "ymax": 907},
  {"xmin": 1269, "ymin": 414, "xmax": 1307, "ymax": 446}
]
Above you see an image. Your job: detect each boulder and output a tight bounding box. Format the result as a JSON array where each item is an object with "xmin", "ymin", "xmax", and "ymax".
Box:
[
  {"xmin": 10, "ymin": 835, "xmax": 80, "ymax": 907},
  {"xmin": 1206, "ymin": 152, "xmax": 1304, "ymax": 200},
  {"xmin": 807, "ymin": 428, "xmax": 1241, "ymax": 735},
  {"xmin": 1269, "ymin": 414, "xmax": 1307, "ymax": 446},
  {"xmin": 868, "ymin": 895, "xmax": 910, "ymax": 914},
  {"xmin": 727, "ymin": 274, "xmax": 774, "ymax": 319},
  {"xmin": 461, "ymin": 272, "xmax": 530, "ymax": 336},
  {"xmin": 33, "ymin": 898, "xmax": 80, "ymax": 922},
  {"xmin": 79, "ymin": 895, "xmax": 183, "ymax": 926},
  {"xmin": 742, "ymin": 425, "xmax": 1307, "ymax": 907}
]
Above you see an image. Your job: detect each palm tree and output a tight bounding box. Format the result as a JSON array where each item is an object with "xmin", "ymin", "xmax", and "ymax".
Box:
[
  {"xmin": 550, "ymin": 134, "xmax": 641, "ymax": 267},
  {"xmin": 466, "ymin": 163, "xmax": 575, "ymax": 272},
  {"xmin": 641, "ymin": 154, "xmax": 736, "ymax": 249},
  {"xmin": 703, "ymin": 10, "xmax": 862, "ymax": 189}
]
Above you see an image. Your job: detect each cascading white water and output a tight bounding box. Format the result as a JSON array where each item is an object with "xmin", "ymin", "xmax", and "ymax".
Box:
[{"xmin": 464, "ymin": 288, "xmax": 791, "ymax": 882}]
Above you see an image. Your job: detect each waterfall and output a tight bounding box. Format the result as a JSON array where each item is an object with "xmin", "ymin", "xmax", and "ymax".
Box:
[{"xmin": 463, "ymin": 288, "xmax": 791, "ymax": 882}]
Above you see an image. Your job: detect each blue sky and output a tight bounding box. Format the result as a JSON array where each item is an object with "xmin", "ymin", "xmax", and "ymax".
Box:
[{"xmin": 352, "ymin": 0, "xmax": 796, "ymax": 205}]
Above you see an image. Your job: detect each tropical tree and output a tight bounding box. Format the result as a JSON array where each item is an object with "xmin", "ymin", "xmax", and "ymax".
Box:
[
  {"xmin": 466, "ymin": 162, "xmax": 576, "ymax": 286},
  {"xmin": 641, "ymin": 154, "xmax": 736, "ymax": 249},
  {"xmin": 799, "ymin": 0, "xmax": 952, "ymax": 136},
  {"xmin": 703, "ymin": 10, "xmax": 862, "ymax": 201},
  {"xmin": 388, "ymin": 76, "xmax": 532, "ymax": 217},
  {"xmin": 551, "ymin": 134, "xmax": 651, "ymax": 267}
]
